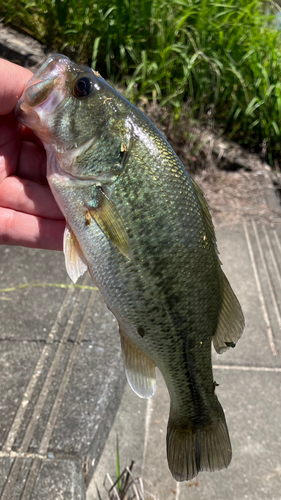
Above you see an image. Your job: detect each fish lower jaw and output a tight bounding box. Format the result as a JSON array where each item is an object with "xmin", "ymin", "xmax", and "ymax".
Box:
[
  {"xmin": 14, "ymin": 99, "xmax": 40, "ymax": 129},
  {"xmin": 33, "ymin": 88, "xmax": 66, "ymax": 117}
]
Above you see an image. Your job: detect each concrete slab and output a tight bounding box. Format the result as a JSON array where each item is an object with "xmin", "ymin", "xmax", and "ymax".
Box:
[
  {"xmin": 0, "ymin": 457, "xmax": 85, "ymax": 500},
  {"xmin": 88, "ymin": 383, "xmax": 148, "ymax": 500},
  {"xmin": 30, "ymin": 459, "xmax": 85, "ymax": 500},
  {"xmin": 0, "ymin": 246, "xmax": 127, "ymax": 498},
  {"xmin": 178, "ymin": 368, "xmax": 281, "ymax": 500},
  {"xmin": 0, "ymin": 247, "xmax": 69, "ymax": 341},
  {"xmin": 88, "ymin": 363, "xmax": 281, "ymax": 500},
  {"xmin": 213, "ymin": 222, "xmax": 281, "ymax": 367},
  {"xmin": 140, "ymin": 371, "xmax": 177, "ymax": 500}
]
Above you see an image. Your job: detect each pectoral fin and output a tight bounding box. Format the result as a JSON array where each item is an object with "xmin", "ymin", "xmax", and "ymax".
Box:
[
  {"xmin": 63, "ymin": 224, "xmax": 88, "ymax": 283},
  {"xmin": 120, "ymin": 329, "xmax": 156, "ymax": 398},
  {"xmin": 213, "ymin": 274, "xmax": 245, "ymax": 354},
  {"xmin": 86, "ymin": 187, "xmax": 131, "ymax": 260}
]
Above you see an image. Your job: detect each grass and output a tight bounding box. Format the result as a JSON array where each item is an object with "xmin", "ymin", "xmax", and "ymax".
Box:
[
  {"xmin": 98, "ymin": 459, "xmax": 145, "ymax": 500},
  {"xmin": 94, "ymin": 435, "xmax": 144, "ymax": 500},
  {"xmin": 2, "ymin": 0, "xmax": 281, "ymax": 163}
]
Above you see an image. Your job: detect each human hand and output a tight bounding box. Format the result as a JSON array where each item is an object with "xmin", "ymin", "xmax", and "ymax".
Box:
[{"xmin": 0, "ymin": 58, "xmax": 65, "ymax": 251}]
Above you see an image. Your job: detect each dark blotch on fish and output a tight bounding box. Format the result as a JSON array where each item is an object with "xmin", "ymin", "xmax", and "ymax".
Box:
[
  {"xmin": 225, "ymin": 341, "xmax": 236, "ymax": 348},
  {"xmin": 138, "ymin": 326, "xmax": 145, "ymax": 338}
]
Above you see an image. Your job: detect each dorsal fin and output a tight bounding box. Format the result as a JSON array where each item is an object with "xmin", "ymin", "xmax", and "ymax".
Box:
[
  {"xmin": 213, "ymin": 274, "xmax": 245, "ymax": 354},
  {"xmin": 191, "ymin": 177, "xmax": 244, "ymax": 350},
  {"xmin": 119, "ymin": 329, "xmax": 156, "ymax": 398},
  {"xmin": 191, "ymin": 177, "xmax": 217, "ymax": 247}
]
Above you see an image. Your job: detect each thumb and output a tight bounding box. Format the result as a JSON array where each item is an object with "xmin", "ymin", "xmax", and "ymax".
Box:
[{"xmin": 0, "ymin": 59, "xmax": 33, "ymax": 115}]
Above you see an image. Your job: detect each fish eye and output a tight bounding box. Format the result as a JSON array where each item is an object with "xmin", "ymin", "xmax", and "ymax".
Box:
[{"xmin": 74, "ymin": 76, "xmax": 93, "ymax": 97}]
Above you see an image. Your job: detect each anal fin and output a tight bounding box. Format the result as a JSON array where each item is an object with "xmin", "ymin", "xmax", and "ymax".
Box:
[
  {"xmin": 120, "ymin": 330, "xmax": 156, "ymax": 399},
  {"xmin": 213, "ymin": 273, "xmax": 245, "ymax": 354}
]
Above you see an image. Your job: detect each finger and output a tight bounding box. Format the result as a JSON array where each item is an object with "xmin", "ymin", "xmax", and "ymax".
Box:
[
  {"xmin": 0, "ymin": 113, "xmax": 22, "ymax": 180},
  {"xmin": 0, "ymin": 207, "xmax": 65, "ymax": 251},
  {"xmin": 0, "ymin": 59, "xmax": 33, "ymax": 115},
  {"xmin": 21, "ymin": 126, "xmax": 43, "ymax": 145},
  {"xmin": 17, "ymin": 141, "xmax": 47, "ymax": 185},
  {"xmin": 0, "ymin": 176, "xmax": 64, "ymax": 220},
  {"xmin": 0, "ymin": 117, "xmax": 46, "ymax": 183}
]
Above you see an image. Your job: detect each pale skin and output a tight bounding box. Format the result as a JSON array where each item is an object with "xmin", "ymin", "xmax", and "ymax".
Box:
[{"xmin": 0, "ymin": 58, "xmax": 65, "ymax": 251}]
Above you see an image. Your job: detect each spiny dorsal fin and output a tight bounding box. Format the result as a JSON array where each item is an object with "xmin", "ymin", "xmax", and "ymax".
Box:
[
  {"xmin": 213, "ymin": 273, "xmax": 245, "ymax": 354},
  {"xmin": 191, "ymin": 177, "xmax": 216, "ymax": 246},
  {"xmin": 63, "ymin": 223, "xmax": 88, "ymax": 283},
  {"xmin": 120, "ymin": 329, "xmax": 156, "ymax": 399},
  {"xmin": 87, "ymin": 187, "xmax": 131, "ymax": 260}
]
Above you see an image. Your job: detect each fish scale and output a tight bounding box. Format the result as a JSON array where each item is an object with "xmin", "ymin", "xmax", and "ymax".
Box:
[{"xmin": 15, "ymin": 53, "xmax": 244, "ymax": 482}]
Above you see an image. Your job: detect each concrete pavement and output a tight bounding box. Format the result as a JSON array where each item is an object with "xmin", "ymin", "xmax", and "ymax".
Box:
[{"xmin": 0, "ymin": 248, "xmax": 126, "ymax": 499}]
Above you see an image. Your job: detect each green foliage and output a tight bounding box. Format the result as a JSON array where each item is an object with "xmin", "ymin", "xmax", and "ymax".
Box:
[{"xmin": 2, "ymin": 0, "xmax": 281, "ymax": 161}]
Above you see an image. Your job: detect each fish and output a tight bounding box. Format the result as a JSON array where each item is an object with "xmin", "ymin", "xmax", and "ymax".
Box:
[{"xmin": 15, "ymin": 54, "xmax": 244, "ymax": 481}]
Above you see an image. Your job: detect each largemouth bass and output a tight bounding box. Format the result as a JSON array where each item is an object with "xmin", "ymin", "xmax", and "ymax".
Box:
[{"xmin": 15, "ymin": 54, "xmax": 244, "ymax": 481}]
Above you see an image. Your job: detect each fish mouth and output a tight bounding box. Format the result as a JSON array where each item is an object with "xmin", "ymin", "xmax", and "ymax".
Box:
[{"xmin": 14, "ymin": 54, "xmax": 71, "ymax": 130}]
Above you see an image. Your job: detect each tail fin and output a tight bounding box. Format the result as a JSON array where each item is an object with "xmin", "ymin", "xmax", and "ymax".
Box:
[{"xmin": 166, "ymin": 410, "xmax": 232, "ymax": 481}]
